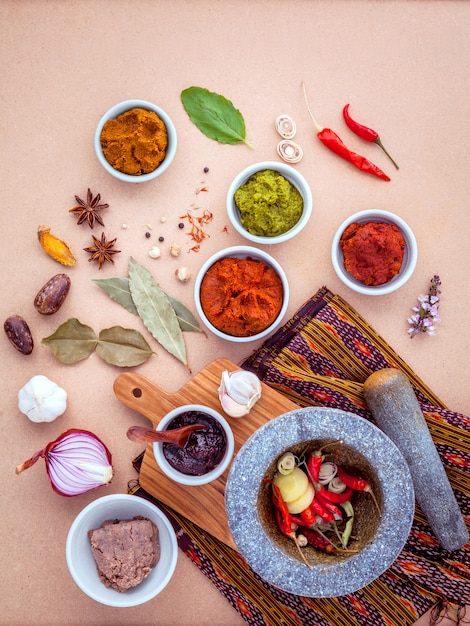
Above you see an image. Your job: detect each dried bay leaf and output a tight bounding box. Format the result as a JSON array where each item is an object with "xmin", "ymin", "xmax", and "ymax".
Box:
[
  {"xmin": 92, "ymin": 277, "xmax": 138, "ymax": 315},
  {"xmin": 128, "ymin": 257, "xmax": 187, "ymax": 366},
  {"xmin": 93, "ymin": 276, "xmax": 204, "ymax": 333},
  {"xmin": 97, "ymin": 326, "xmax": 154, "ymax": 367},
  {"xmin": 181, "ymin": 86, "xmax": 253, "ymax": 148},
  {"xmin": 41, "ymin": 318, "xmax": 98, "ymax": 363}
]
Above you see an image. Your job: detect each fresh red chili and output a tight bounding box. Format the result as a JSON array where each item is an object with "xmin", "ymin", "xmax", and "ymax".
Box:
[
  {"xmin": 300, "ymin": 505, "xmax": 317, "ymax": 527},
  {"xmin": 315, "ymin": 491, "xmax": 342, "ymax": 518},
  {"xmin": 307, "ymin": 452, "xmax": 323, "ymax": 483},
  {"xmin": 343, "ymin": 104, "xmax": 399, "ymax": 170},
  {"xmin": 309, "ymin": 498, "xmax": 335, "ymax": 523},
  {"xmin": 317, "ymin": 486, "xmax": 354, "ymax": 504},
  {"xmin": 336, "ymin": 466, "xmax": 369, "ymax": 491},
  {"xmin": 302, "ymin": 83, "xmax": 390, "ymax": 182}
]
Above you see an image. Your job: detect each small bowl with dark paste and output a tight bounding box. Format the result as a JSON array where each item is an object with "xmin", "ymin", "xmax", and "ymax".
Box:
[
  {"xmin": 153, "ymin": 404, "xmax": 235, "ymax": 486},
  {"xmin": 226, "ymin": 161, "xmax": 313, "ymax": 244},
  {"xmin": 331, "ymin": 209, "xmax": 418, "ymax": 296},
  {"xmin": 94, "ymin": 99, "xmax": 177, "ymax": 183}
]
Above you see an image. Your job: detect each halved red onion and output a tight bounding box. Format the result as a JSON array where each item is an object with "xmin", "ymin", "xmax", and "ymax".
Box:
[{"xmin": 16, "ymin": 428, "xmax": 113, "ymax": 497}]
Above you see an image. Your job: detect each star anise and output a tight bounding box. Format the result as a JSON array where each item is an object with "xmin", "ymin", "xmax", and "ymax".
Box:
[
  {"xmin": 83, "ymin": 232, "xmax": 121, "ymax": 269},
  {"xmin": 69, "ymin": 188, "xmax": 109, "ymax": 228}
]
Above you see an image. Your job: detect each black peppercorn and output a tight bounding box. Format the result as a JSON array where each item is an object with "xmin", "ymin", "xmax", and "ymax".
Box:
[
  {"xmin": 178, "ymin": 222, "xmax": 184, "ymax": 229},
  {"xmin": 145, "ymin": 232, "xmax": 151, "ymax": 239},
  {"xmin": 203, "ymin": 167, "xmax": 209, "ymax": 173},
  {"xmin": 158, "ymin": 236, "xmax": 164, "ymax": 242}
]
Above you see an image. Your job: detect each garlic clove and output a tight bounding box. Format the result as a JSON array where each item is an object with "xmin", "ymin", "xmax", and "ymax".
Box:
[
  {"xmin": 218, "ymin": 370, "xmax": 262, "ymax": 417},
  {"xmin": 219, "ymin": 392, "xmax": 250, "ymax": 418}
]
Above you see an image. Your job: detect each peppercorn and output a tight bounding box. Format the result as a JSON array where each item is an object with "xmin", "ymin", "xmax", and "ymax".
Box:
[
  {"xmin": 158, "ymin": 236, "xmax": 164, "ymax": 242},
  {"xmin": 145, "ymin": 232, "xmax": 151, "ymax": 238},
  {"xmin": 203, "ymin": 167, "xmax": 209, "ymax": 173},
  {"xmin": 178, "ymin": 222, "xmax": 184, "ymax": 229}
]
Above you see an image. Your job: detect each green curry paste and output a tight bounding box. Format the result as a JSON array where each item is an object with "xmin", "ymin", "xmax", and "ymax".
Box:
[{"xmin": 234, "ymin": 169, "xmax": 303, "ymax": 237}]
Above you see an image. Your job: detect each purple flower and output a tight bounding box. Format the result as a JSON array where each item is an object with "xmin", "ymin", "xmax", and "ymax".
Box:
[{"xmin": 407, "ymin": 275, "xmax": 441, "ymax": 338}]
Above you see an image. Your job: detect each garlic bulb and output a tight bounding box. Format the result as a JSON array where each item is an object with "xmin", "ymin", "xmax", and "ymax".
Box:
[
  {"xmin": 18, "ymin": 375, "xmax": 67, "ymax": 423},
  {"xmin": 218, "ymin": 370, "xmax": 262, "ymax": 418}
]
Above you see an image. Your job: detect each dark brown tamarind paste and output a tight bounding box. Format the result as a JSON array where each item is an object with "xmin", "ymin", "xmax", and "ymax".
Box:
[
  {"xmin": 163, "ymin": 411, "xmax": 227, "ymax": 476},
  {"xmin": 339, "ymin": 221, "xmax": 405, "ymax": 286}
]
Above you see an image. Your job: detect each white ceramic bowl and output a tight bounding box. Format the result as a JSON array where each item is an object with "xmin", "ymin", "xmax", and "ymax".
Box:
[
  {"xmin": 331, "ymin": 209, "xmax": 418, "ymax": 296},
  {"xmin": 66, "ymin": 494, "xmax": 178, "ymax": 607},
  {"xmin": 153, "ymin": 404, "xmax": 235, "ymax": 486},
  {"xmin": 226, "ymin": 161, "xmax": 313, "ymax": 244},
  {"xmin": 94, "ymin": 99, "xmax": 177, "ymax": 183},
  {"xmin": 194, "ymin": 245, "xmax": 289, "ymax": 343}
]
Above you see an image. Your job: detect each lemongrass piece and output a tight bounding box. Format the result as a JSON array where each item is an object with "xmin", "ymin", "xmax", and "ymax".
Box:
[
  {"xmin": 277, "ymin": 139, "xmax": 303, "ymax": 163},
  {"xmin": 328, "ymin": 476, "xmax": 347, "ymax": 493},
  {"xmin": 277, "ymin": 452, "xmax": 296, "ymax": 475},
  {"xmin": 275, "ymin": 114, "xmax": 297, "ymax": 139}
]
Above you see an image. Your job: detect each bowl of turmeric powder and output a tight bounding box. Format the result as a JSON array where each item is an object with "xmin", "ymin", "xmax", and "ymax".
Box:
[
  {"xmin": 194, "ymin": 246, "xmax": 289, "ymax": 342},
  {"xmin": 94, "ymin": 100, "xmax": 177, "ymax": 182},
  {"xmin": 331, "ymin": 209, "xmax": 418, "ymax": 296}
]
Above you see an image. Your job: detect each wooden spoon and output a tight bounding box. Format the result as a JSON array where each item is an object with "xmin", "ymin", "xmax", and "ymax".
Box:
[{"xmin": 127, "ymin": 424, "xmax": 205, "ymax": 448}]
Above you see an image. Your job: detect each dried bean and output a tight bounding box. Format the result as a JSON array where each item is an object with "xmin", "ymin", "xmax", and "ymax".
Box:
[
  {"xmin": 34, "ymin": 274, "xmax": 71, "ymax": 315},
  {"xmin": 4, "ymin": 315, "xmax": 34, "ymax": 354}
]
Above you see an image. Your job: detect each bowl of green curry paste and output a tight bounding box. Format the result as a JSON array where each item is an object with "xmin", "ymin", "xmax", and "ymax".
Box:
[{"xmin": 226, "ymin": 162, "xmax": 313, "ymax": 244}]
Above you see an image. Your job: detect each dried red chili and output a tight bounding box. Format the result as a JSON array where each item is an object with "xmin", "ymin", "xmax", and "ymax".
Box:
[
  {"xmin": 343, "ymin": 104, "xmax": 399, "ymax": 170},
  {"xmin": 302, "ymin": 84, "xmax": 390, "ymax": 181}
]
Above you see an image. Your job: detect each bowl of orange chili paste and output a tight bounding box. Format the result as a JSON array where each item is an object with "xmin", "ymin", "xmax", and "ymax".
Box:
[
  {"xmin": 331, "ymin": 209, "xmax": 418, "ymax": 296},
  {"xmin": 194, "ymin": 246, "xmax": 289, "ymax": 342}
]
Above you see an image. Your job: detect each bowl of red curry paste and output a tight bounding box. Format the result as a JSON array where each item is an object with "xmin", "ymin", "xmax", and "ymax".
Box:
[
  {"xmin": 331, "ymin": 209, "xmax": 418, "ymax": 295},
  {"xmin": 194, "ymin": 246, "xmax": 289, "ymax": 342}
]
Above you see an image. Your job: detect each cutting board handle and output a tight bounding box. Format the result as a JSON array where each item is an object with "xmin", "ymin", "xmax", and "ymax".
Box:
[{"xmin": 113, "ymin": 372, "xmax": 178, "ymax": 427}]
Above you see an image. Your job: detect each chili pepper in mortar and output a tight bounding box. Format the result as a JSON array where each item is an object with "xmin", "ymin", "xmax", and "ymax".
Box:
[
  {"xmin": 302, "ymin": 83, "xmax": 390, "ymax": 181},
  {"xmin": 265, "ymin": 479, "xmax": 313, "ymax": 568},
  {"xmin": 343, "ymin": 104, "xmax": 399, "ymax": 170},
  {"xmin": 336, "ymin": 466, "xmax": 381, "ymax": 515}
]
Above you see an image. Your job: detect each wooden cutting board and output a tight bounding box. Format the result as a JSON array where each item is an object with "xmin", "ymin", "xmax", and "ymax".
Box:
[{"xmin": 113, "ymin": 358, "xmax": 298, "ymax": 550}]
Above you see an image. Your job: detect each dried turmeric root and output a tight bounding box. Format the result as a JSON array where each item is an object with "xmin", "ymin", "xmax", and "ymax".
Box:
[{"xmin": 38, "ymin": 225, "xmax": 77, "ymax": 266}]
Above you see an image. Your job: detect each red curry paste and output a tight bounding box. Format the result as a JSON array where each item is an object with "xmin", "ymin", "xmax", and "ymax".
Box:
[
  {"xmin": 200, "ymin": 257, "xmax": 283, "ymax": 336},
  {"xmin": 339, "ymin": 221, "xmax": 405, "ymax": 286}
]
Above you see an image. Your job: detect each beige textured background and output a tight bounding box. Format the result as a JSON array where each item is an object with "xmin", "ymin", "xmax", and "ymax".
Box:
[{"xmin": 1, "ymin": 1, "xmax": 468, "ymax": 624}]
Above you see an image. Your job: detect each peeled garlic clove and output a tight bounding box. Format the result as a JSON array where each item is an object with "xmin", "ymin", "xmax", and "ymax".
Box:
[
  {"xmin": 277, "ymin": 139, "xmax": 303, "ymax": 164},
  {"xmin": 218, "ymin": 370, "xmax": 262, "ymax": 417},
  {"xmin": 275, "ymin": 114, "xmax": 297, "ymax": 139}
]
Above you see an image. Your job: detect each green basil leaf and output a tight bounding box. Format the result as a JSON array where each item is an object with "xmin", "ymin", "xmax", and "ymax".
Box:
[
  {"xmin": 41, "ymin": 318, "xmax": 98, "ymax": 363},
  {"xmin": 128, "ymin": 257, "xmax": 187, "ymax": 366},
  {"xmin": 181, "ymin": 86, "xmax": 253, "ymax": 148},
  {"xmin": 97, "ymin": 326, "xmax": 154, "ymax": 367},
  {"xmin": 92, "ymin": 277, "xmax": 138, "ymax": 315}
]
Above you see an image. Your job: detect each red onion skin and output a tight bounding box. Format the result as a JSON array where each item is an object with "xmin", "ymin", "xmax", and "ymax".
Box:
[{"xmin": 16, "ymin": 428, "xmax": 113, "ymax": 497}]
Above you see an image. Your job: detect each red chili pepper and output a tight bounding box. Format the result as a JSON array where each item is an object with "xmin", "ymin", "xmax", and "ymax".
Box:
[
  {"xmin": 309, "ymin": 498, "xmax": 335, "ymax": 523},
  {"xmin": 307, "ymin": 452, "xmax": 323, "ymax": 483},
  {"xmin": 336, "ymin": 466, "xmax": 369, "ymax": 491},
  {"xmin": 300, "ymin": 527, "xmax": 335, "ymax": 553},
  {"xmin": 343, "ymin": 104, "xmax": 399, "ymax": 170},
  {"xmin": 317, "ymin": 486, "xmax": 354, "ymax": 504},
  {"xmin": 315, "ymin": 491, "xmax": 342, "ymax": 518},
  {"xmin": 302, "ymin": 83, "xmax": 390, "ymax": 182}
]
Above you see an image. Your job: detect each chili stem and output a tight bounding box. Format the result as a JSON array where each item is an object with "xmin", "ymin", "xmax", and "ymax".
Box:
[
  {"xmin": 302, "ymin": 82, "xmax": 324, "ymax": 133},
  {"xmin": 375, "ymin": 137, "xmax": 399, "ymax": 170}
]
